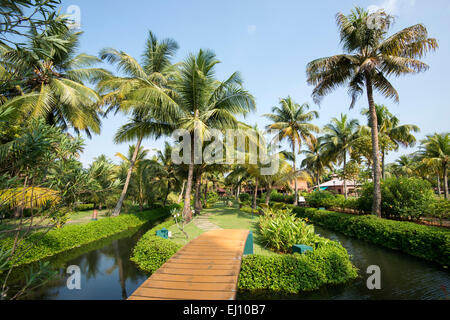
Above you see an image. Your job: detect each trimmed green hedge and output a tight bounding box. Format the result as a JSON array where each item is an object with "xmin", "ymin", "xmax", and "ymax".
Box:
[
  {"xmin": 238, "ymin": 241, "xmax": 358, "ymax": 294},
  {"xmin": 130, "ymin": 219, "xmax": 182, "ymax": 274},
  {"xmin": 0, "ymin": 207, "xmax": 173, "ymax": 267},
  {"xmin": 293, "ymin": 207, "xmax": 450, "ymax": 267}
]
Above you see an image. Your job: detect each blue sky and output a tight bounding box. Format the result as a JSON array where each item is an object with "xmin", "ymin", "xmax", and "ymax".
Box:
[{"xmin": 60, "ymin": 0, "xmax": 450, "ymax": 167}]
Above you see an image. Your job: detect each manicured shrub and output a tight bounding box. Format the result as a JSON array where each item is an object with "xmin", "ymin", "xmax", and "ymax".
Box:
[
  {"xmin": 358, "ymin": 177, "xmax": 434, "ymax": 219},
  {"xmin": 293, "ymin": 207, "xmax": 450, "ymax": 266},
  {"xmin": 207, "ymin": 192, "xmax": 219, "ymax": 205},
  {"xmin": 130, "ymin": 219, "xmax": 182, "ymax": 274},
  {"xmin": 238, "ymin": 243, "xmax": 357, "ymax": 294},
  {"xmin": 0, "ymin": 208, "xmax": 171, "ymax": 267}
]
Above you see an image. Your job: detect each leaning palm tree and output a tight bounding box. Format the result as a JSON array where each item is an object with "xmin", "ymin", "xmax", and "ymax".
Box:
[
  {"xmin": 306, "ymin": 7, "xmax": 437, "ymax": 216},
  {"xmin": 419, "ymin": 133, "xmax": 449, "ymax": 199},
  {"xmin": 98, "ymin": 31, "xmax": 179, "ymax": 216},
  {"xmin": 172, "ymin": 49, "xmax": 255, "ymax": 220},
  {"xmin": 322, "ymin": 114, "xmax": 360, "ymax": 199},
  {"xmin": 1, "ymin": 26, "xmax": 110, "ymax": 136},
  {"xmin": 362, "ymin": 104, "xmax": 419, "ymax": 178},
  {"xmin": 264, "ymin": 97, "xmax": 319, "ymax": 205}
]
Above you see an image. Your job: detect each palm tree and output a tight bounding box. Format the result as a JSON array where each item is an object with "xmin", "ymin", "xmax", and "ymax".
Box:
[
  {"xmin": 172, "ymin": 49, "xmax": 255, "ymax": 220},
  {"xmin": 391, "ymin": 155, "xmax": 416, "ymax": 177},
  {"xmin": 306, "ymin": 7, "xmax": 437, "ymax": 217},
  {"xmin": 362, "ymin": 104, "xmax": 419, "ymax": 178},
  {"xmin": 114, "ymin": 144, "xmax": 149, "ymax": 212},
  {"xmin": 419, "ymin": 133, "xmax": 449, "ymax": 199},
  {"xmin": 99, "ymin": 31, "xmax": 179, "ymax": 216},
  {"xmin": 264, "ymin": 97, "xmax": 319, "ymax": 205},
  {"xmin": 301, "ymin": 137, "xmax": 329, "ymax": 188},
  {"xmin": 322, "ymin": 114, "xmax": 360, "ymax": 199},
  {"xmin": 1, "ymin": 26, "xmax": 110, "ymax": 136}
]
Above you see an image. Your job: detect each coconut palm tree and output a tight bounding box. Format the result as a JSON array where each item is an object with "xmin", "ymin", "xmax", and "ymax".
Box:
[
  {"xmin": 306, "ymin": 7, "xmax": 437, "ymax": 216},
  {"xmin": 264, "ymin": 97, "xmax": 319, "ymax": 205},
  {"xmin": 362, "ymin": 104, "xmax": 419, "ymax": 178},
  {"xmin": 301, "ymin": 137, "xmax": 329, "ymax": 188},
  {"xmin": 391, "ymin": 155, "xmax": 416, "ymax": 177},
  {"xmin": 1, "ymin": 26, "xmax": 110, "ymax": 136},
  {"xmin": 99, "ymin": 31, "xmax": 179, "ymax": 216},
  {"xmin": 322, "ymin": 114, "xmax": 360, "ymax": 199},
  {"xmin": 419, "ymin": 133, "xmax": 449, "ymax": 199},
  {"xmin": 172, "ymin": 49, "xmax": 255, "ymax": 220}
]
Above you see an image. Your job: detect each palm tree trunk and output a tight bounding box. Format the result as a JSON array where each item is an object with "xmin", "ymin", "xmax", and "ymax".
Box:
[
  {"xmin": 112, "ymin": 135, "xmax": 143, "ymax": 217},
  {"xmin": 203, "ymin": 179, "xmax": 208, "ymax": 207},
  {"xmin": 293, "ymin": 143, "xmax": 298, "ymax": 206},
  {"xmin": 194, "ymin": 171, "xmax": 202, "ymax": 215},
  {"xmin": 178, "ymin": 180, "xmax": 186, "ymax": 204},
  {"xmin": 235, "ymin": 183, "xmax": 241, "ymax": 202},
  {"xmin": 253, "ymin": 178, "xmax": 258, "ymax": 210},
  {"xmin": 366, "ymin": 75, "xmax": 382, "ymax": 218},
  {"xmin": 265, "ymin": 185, "xmax": 273, "ymax": 206},
  {"xmin": 182, "ymin": 137, "xmax": 195, "ymax": 221},
  {"xmin": 343, "ymin": 152, "xmax": 348, "ymax": 199},
  {"xmin": 443, "ymin": 164, "xmax": 448, "ymax": 200},
  {"xmin": 437, "ymin": 173, "xmax": 441, "ymax": 198}
]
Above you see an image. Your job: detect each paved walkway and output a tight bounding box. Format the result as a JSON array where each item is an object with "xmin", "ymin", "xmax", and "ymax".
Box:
[
  {"xmin": 128, "ymin": 229, "xmax": 250, "ymax": 300},
  {"xmin": 193, "ymin": 213, "xmax": 222, "ymax": 231}
]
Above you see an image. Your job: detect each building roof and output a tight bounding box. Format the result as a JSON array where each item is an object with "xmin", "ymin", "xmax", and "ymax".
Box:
[{"xmin": 314, "ymin": 178, "xmax": 360, "ymax": 188}]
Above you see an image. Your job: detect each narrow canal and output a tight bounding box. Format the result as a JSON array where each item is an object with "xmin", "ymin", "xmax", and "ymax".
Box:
[{"xmin": 9, "ymin": 221, "xmax": 450, "ymax": 300}]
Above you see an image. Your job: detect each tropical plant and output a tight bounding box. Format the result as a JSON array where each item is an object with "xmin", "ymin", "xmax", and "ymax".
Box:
[
  {"xmin": 99, "ymin": 31, "xmax": 179, "ymax": 216},
  {"xmin": 322, "ymin": 114, "xmax": 360, "ymax": 199},
  {"xmin": 418, "ymin": 133, "xmax": 449, "ymax": 199},
  {"xmin": 171, "ymin": 49, "xmax": 255, "ymax": 220},
  {"xmin": 264, "ymin": 96, "xmax": 319, "ymax": 205},
  {"xmin": 306, "ymin": 7, "xmax": 438, "ymax": 216},
  {"xmin": 1, "ymin": 26, "xmax": 110, "ymax": 136},
  {"xmin": 362, "ymin": 104, "xmax": 419, "ymax": 178}
]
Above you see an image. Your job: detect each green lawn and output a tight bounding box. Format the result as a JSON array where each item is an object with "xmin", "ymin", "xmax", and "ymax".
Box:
[
  {"xmin": 168, "ymin": 202, "xmax": 276, "ymax": 256},
  {"xmin": 0, "ymin": 209, "xmax": 109, "ymax": 233}
]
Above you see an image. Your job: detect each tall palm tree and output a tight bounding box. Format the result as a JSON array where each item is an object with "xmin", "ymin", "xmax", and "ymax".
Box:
[
  {"xmin": 322, "ymin": 114, "xmax": 360, "ymax": 199},
  {"xmin": 306, "ymin": 7, "xmax": 437, "ymax": 216},
  {"xmin": 419, "ymin": 133, "xmax": 449, "ymax": 199},
  {"xmin": 99, "ymin": 31, "xmax": 179, "ymax": 216},
  {"xmin": 362, "ymin": 104, "xmax": 419, "ymax": 178},
  {"xmin": 172, "ymin": 50, "xmax": 255, "ymax": 220},
  {"xmin": 264, "ymin": 97, "xmax": 319, "ymax": 205},
  {"xmin": 1, "ymin": 26, "xmax": 110, "ymax": 136}
]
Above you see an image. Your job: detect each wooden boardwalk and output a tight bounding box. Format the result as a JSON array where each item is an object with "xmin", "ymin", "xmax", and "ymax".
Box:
[{"xmin": 128, "ymin": 229, "xmax": 250, "ymax": 300}]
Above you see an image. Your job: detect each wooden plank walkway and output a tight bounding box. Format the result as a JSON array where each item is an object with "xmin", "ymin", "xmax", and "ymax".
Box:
[{"xmin": 128, "ymin": 229, "xmax": 250, "ymax": 300}]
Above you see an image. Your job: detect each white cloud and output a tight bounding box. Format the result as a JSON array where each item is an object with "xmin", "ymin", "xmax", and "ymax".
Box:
[
  {"xmin": 368, "ymin": 0, "xmax": 415, "ymax": 14},
  {"xmin": 247, "ymin": 25, "xmax": 257, "ymax": 35}
]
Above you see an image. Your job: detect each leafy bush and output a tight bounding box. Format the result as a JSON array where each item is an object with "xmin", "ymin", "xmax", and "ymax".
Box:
[
  {"xmin": 305, "ymin": 190, "xmax": 336, "ymax": 209},
  {"xmin": 0, "ymin": 208, "xmax": 172, "ymax": 267},
  {"xmin": 130, "ymin": 219, "xmax": 182, "ymax": 274},
  {"xmin": 428, "ymin": 199, "xmax": 450, "ymax": 224},
  {"xmin": 293, "ymin": 207, "xmax": 450, "ymax": 267},
  {"xmin": 74, "ymin": 203, "xmax": 94, "ymax": 211},
  {"xmin": 239, "ymin": 193, "xmax": 251, "ymax": 202},
  {"xmin": 358, "ymin": 177, "xmax": 434, "ymax": 219},
  {"xmin": 207, "ymin": 192, "xmax": 219, "ymax": 205},
  {"xmin": 238, "ymin": 242, "xmax": 357, "ymax": 294},
  {"xmin": 270, "ymin": 191, "xmax": 295, "ymax": 204}
]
